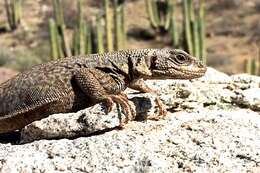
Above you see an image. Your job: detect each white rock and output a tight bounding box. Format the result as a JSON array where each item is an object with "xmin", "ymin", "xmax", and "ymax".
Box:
[
  {"xmin": 231, "ymin": 73, "xmax": 260, "ymax": 84},
  {"xmin": 0, "ymin": 109, "xmax": 259, "ymax": 172},
  {"xmin": 196, "ymin": 67, "xmax": 232, "ymax": 83}
]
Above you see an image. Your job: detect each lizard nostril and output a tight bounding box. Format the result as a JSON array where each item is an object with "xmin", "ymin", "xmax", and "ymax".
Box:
[{"xmin": 198, "ymin": 61, "xmax": 204, "ymax": 68}]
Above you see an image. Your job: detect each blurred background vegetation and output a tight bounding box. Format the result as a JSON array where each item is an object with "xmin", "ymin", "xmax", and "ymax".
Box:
[{"xmin": 0, "ymin": 0, "xmax": 259, "ymax": 82}]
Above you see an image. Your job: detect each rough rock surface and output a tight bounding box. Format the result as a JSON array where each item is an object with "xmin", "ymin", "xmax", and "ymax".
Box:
[{"xmin": 0, "ymin": 67, "xmax": 259, "ymax": 172}]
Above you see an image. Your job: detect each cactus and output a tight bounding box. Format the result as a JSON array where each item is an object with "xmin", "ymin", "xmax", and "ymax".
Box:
[
  {"xmin": 245, "ymin": 58, "xmax": 255, "ymax": 75},
  {"xmin": 72, "ymin": 27, "xmax": 79, "ymax": 56},
  {"xmin": 4, "ymin": 0, "xmax": 22, "ymax": 31},
  {"xmin": 163, "ymin": 0, "xmax": 173, "ymax": 31},
  {"xmin": 244, "ymin": 58, "xmax": 260, "ymax": 76},
  {"xmin": 120, "ymin": 0, "xmax": 127, "ymax": 49},
  {"xmin": 182, "ymin": 0, "xmax": 206, "ymax": 62},
  {"xmin": 72, "ymin": 0, "xmax": 88, "ymax": 55},
  {"xmin": 48, "ymin": 19, "xmax": 59, "ymax": 60},
  {"xmin": 52, "ymin": 0, "xmax": 71, "ymax": 57},
  {"xmin": 104, "ymin": 0, "xmax": 114, "ymax": 52},
  {"xmin": 192, "ymin": 19, "xmax": 200, "ymax": 58},
  {"xmin": 170, "ymin": 0, "xmax": 179, "ymax": 48},
  {"xmin": 244, "ymin": 45, "xmax": 260, "ymax": 76},
  {"xmin": 145, "ymin": 0, "xmax": 158, "ymax": 28},
  {"xmin": 182, "ymin": 0, "xmax": 193, "ymax": 55},
  {"xmin": 198, "ymin": 0, "xmax": 206, "ymax": 63},
  {"xmin": 258, "ymin": 49, "xmax": 260, "ymax": 76},
  {"xmin": 77, "ymin": 0, "xmax": 87, "ymax": 55},
  {"xmin": 145, "ymin": 0, "xmax": 206, "ymax": 61},
  {"xmin": 244, "ymin": 46, "xmax": 260, "ymax": 76},
  {"xmin": 114, "ymin": 0, "xmax": 126, "ymax": 50},
  {"xmin": 48, "ymin": 0, "xmax": 127, "ymax": 57},
  {"xmin": 251, "ymin": 58, "xmax": 257, "ymax": 75},
  {"xmin": 85, "ymin": 24, "xmax": 93, "ymax": 54},
  {"xmin": 48, "ymin": 18, "xmax": 64, "ymax": 59},
  {"xmin": 96, "ymin": 15, "xmax": 105, "ymax": 53},
  {"xmin": 244, "ymin": 59, "xmax": 250, "ymax": 74},
  {"xmin": 145, "ymin": 0, "xmax": 173, "ymax": 32},
  {"xmin": 186, "ymin": 0, "xmax": 197, "ymax": 57}
]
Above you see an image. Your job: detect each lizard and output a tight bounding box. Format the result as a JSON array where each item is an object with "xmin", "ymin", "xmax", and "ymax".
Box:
[{"xmin": 0, "ymin": 48, "xmax": 207, "ymax": 134}]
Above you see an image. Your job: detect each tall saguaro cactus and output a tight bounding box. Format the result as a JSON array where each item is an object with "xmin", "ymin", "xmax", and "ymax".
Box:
[{"xmin": 4, "ymin": 0, "xmax": 22, "ymax": 31}]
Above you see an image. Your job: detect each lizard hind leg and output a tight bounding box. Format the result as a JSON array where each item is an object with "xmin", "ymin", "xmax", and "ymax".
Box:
[{"xmin": 74, "ymin": 68, "xmax": 134, "ymax": 125}]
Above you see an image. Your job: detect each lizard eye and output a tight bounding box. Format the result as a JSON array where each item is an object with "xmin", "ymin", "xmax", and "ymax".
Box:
[{"xmin": 175, "ymin": 54, "xmax": 187, "ymax": 64}]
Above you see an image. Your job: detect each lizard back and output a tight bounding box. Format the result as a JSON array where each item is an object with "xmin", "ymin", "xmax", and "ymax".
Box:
[{"xmin": 0, "ymin": 49, "xmax": 150, "ymax": 117}]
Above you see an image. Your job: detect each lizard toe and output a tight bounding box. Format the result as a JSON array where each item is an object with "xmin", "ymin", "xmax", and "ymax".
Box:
[
  {"xmin": 103, "ymin": 97, "xmax": 114, "ymax": 113},
  {"xmin": 155, "ymin": 97, "xmax": 168, "ymax": 117},
  {"xmin": 148, "ymin": 97, "xmax": 168, "ymax": 120},
  {"xmin": 108, "ymin": 95, "xmax": 135, "ymax": 125}
]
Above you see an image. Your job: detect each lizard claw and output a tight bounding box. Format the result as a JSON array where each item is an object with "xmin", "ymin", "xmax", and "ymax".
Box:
[
  {"xmin": 147, "ymin": 97, "xmax": 168, "ymax": 120},
  {"xmin": 103, "ymin": 94, "xmax": 135, "ymax": 125},
  {"xmin": 155, "ymin": 97, "xmax": 167, "ymax": 116},
  {"xmin": 103, "ymin": 97, "xmax": 114, "ymax": 113}
]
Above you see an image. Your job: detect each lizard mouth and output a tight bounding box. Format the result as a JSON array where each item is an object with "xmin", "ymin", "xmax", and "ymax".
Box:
[
  {"xmin": 152, "ymin": 66, "xmax": 207, "ymax": 79},
  {"xmin": 181, "ymin": 67, "xmax": 207, "ymax": 76}
]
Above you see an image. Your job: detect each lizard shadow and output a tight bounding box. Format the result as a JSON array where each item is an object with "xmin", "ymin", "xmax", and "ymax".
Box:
[
  {"xmin": 0, "ymin": 131, "xmax": 21, "ymax": 144},
  {"xmin": 0, "ymin": 126, "xmax": 124, "ymax": 145},
  {"xmin": 129, "ymin": 96, "xmax": 153, "ymax": 121}
]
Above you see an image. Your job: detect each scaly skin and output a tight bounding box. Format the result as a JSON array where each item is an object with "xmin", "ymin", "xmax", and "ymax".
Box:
[{"xmin": 0, "ymin": 48, "xmax": 206, "ymax": 133}]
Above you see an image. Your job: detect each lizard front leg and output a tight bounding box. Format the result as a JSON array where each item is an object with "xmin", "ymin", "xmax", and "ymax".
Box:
[
  {"xmin": 74, "ymin": 68, "xmax": 134, "ymax": 124},
  {"xmin": 129, "ymin": 79, "xmax": 155, "ymax": 93},
  {"xmin": 129, "ymin": 79, "xmax": 167, "ymax": 119}
]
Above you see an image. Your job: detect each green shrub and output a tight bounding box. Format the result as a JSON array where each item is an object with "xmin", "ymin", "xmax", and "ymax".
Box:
[
  {"xmin": 7, "ymin": 49, "xmax": 42, "ymax": 71},
  {"xmin": 0, "ymin": 43, "xmax": 50, "ymax": 71},
  {"xmin": 0, "ymin": 48, "xmax": 16, "ymax": 66}
]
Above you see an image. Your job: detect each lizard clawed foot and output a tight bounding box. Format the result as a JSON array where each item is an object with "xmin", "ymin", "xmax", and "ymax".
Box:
[
  {"xmin": 155, "ymin": 97, "xmax": 167, "ymax": 116},
  {"xmin": 103, "ymin": 94, "xmax": 135, "ymax": 125},
  {"xmin": 148, "ymin": 97, "xmax": 168, "ymax": 120}
]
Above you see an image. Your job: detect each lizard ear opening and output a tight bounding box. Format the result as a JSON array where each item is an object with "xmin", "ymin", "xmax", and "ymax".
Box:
[
  {"xmin": 146, "ymin": 50, "xmax": 158, "ymax": 70},
  {"xmin": 150, "ymin": 54, "xmax": 157, "ymax": 70}
]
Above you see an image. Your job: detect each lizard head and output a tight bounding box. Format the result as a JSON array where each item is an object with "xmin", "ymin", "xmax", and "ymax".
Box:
[{"xmin": 148, "ymin": 48, "xmax": 207, "ymax": 79}]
